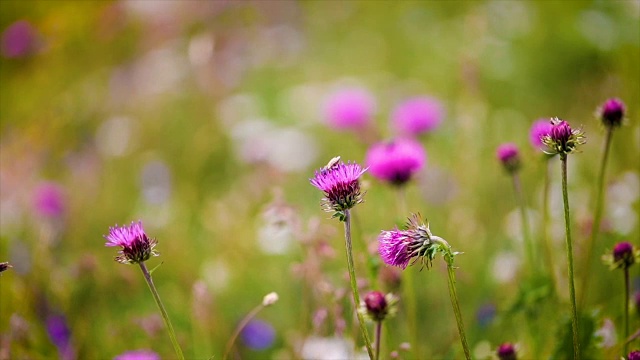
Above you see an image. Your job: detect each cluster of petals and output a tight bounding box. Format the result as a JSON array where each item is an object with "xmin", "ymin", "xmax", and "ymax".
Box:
[
  {"xmin": 541, "ymin": 117, "xmax": 586, "ymax": 155},
  {"xmin": 104, "ymin": 221, "xmax": 158, "ymax": 264},
  {"xmin": 496, "ymin": 143, "xmax": 520, "ymax": 173},
  {"xmin": 378, "ymin": 229, "xmax": 415, "ymax": 269},
  {"xmin": 529, "ymin": 119, "xmax": 553, "ymax": 150},
  {"xmin": 391, "ymin": 96, "xmax": 444, "ymax": 136},
  {"xmin": 309, "ymin": 160, "xmax": 366, "ymax": 216},
  {"xmin": 365, "ymin": 138, "xmax": 426, "ymax": 186}
]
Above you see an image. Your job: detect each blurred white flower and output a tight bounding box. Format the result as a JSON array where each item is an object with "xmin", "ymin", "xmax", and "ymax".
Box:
[
  {"xmin": 491, "ymin": 251, "xmax": 521, "ymax": 283},
  {"xmin": 95, "ymin": 116, "xmax": 134, "ymax": 158},
  {"xmin": 301, "ymin": 337, "xmax": 365, "ymax": 360}
]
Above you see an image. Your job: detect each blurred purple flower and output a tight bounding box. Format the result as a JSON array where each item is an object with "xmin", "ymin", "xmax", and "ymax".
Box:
[
  {"xmin": 496, "ymin": 143, "xmax": 520, "ymax": 173},
  {"xmin": 476, "ymin": 302, "xmax": 496, "ymax": 328},
  {"xmin": 114, "ymin": 350, "xmax": 160, "ymax": 360},
  {"xmin": 33, "ymin": 182, "xmax": 66, "ymax": 218},
  {"xmin": 1, "ymin": 20, "xmax": 37, "ymax": 58},
  {"xmin": 46, "ymin": 314, "xmax": 74, "ymax": 360},
  {"xmin": 323, "ymin": 88, "xmax": 376, "ymax": 131},
  {"xmin": 599, "ymin": 98, "xmax": 625, "ymax": 128},
  {"xmin": 497, "ymin": 342, "xmax": 517, "ymax": 360},
  {"xmin": 628, "ymin": 350, "xmax": 640, "ymax": 360},
  {"xmin": 612, "ymin": 241, "xmax": 636, "ymax": 269},
  {"xmin": 241, "ymin": 319, "xmax": 275, "ymax": 350},
  {"xmin": 529, "ymin": 119, "xmax": 552, "ymax": 150},
  {"xmin": 104, "ymin": 221, "xmax": 158, "ymax": 264},
  {"xmin": 391, "ymin": 96, "xmax": 444, "ymax": 136},
  {"xmin": 365, "ymin": 138, "xmax": 426, "ymax": 186},
  {"xmin": 310, "ymin": 159, "xmax": 366, "ymax": 220}
]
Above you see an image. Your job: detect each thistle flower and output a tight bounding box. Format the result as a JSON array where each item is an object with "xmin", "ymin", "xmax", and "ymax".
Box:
[
  {"xmin": 378, "ymin": 214, "xmax": 450, "ymax": 270},
  {"xmin": 365, "ymin": 138, "xmax": 426, "ymax": 186},
  {"xmin": 309, "ymin": 158, "xmax": 366, "ymax": 221},
  {"xmin": 114, "ymin": 350, "xmax": 160, "ymax": 360},
  {"xmin": 496, "ymin": 143, "xmax": 521, "ymax": 173},
  {"xmin": 599, "ymin": 98, "xmax": 625, "ymax": 128},
  {"xmin": 497, "ymin": 343, "xmax": 517, "ymax": 360},
  {"xmin": 360, "ymin": 291, "xmax": 398, "ymax": 322},
  {"xmin": 391, "ymin": 96, "xmax": 444, "ymax": 136},
  {"xmin": 104, "ymin": 221, "xmax": 158, "ymax": 264},
  {"xmin": 529, "ymin": 119, "xmax": 553, "ymax": 150},
  {"xmin": 324, "ymin": 88, "xmax": 376, "ymax": 131},
  {"xmin": 629, "ymin": 350, "xmax": 640, "ymax": 360},
  {"xmin": 1, "ymin": 20, "xmax": 38, "ymax": 59},
  {"xmin": 541, "ymin": 117, "xmax": 586, "ymax": 156},
  {"xmin": 603, "ymin": 242, "xmax": 639, "ymax": 270},
  {"xmin": 33, "ymin": 182, "xmax": 66, "ymax": 219}
]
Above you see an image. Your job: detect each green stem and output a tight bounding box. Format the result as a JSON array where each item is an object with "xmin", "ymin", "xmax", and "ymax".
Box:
[
  {"xmin": 139, "ymin": 262, "xmax": 185, "ymax": 360},
  {"xmin": 542, "ymin": 158, "xmax": 557, "ymax": 292},
  {"xmin": 375, "ymin": 320, "xmax": 382, "ymax": 360},
  {"xmin": 223, "ymin": 303, "xmax": 263, "ymax": 360},
  {"xmin": 623, "ymin": 267, "xmax": 629, "ymax": 358},
  {"xmin": 444, "ymin": 253, "xmax": 471, "ymax": 360},
  {"xmin": 579, "ymin": 126, "xmax": 613, "ymax": 309},
  {"xmin": 512, "ymin": 172, "xmax": 536, "ymax": 274},
  {"xmin": 560, "ymin": 155, "xmax": 580, "ymax": 360},
  {"xmin": 344, "ymin": 210, "xmax": 374, "ymax": 359}
]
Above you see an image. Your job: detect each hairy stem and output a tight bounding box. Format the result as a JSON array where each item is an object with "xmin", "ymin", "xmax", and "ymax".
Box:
[
  {"xmin": 344, "ymin": 210, "xmax": 374, "ymax": 359},
  {"xmin": 375, "ymin": 320, "xmax": 382, "ymax": 360},
  {"xmin": 139, "ymin": 262, "xmax": 185, "ymax": 360},
  {"xmin": 580, "ymin": 126, "xmax": 613, "ymax": 309},
  {"xmin": 445, "ymin": 254, "xmax": 471, "ymax": 360},
  {"xmin": 561, "ymin": 155, "xmax": 580, "ymax": 360}
]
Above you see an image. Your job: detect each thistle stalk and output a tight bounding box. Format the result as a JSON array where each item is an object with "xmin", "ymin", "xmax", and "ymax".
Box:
[
  {"xmin": 344, "ymin": 209, "xmax": 374, "ymax": 359},
  {"xmin": 623, "ymin": 267, "xmax": 629, "ymax": 357},
  {"xmin": 579, "ymin": 126, "xmax": 613, "ymax": 308},
  {"xmin": 374, "ymin": 320, "xmax": 382, "ymax": 360},
  {"xmin": 139, "ymin": 262, "xmax": 184, "ymax": 360},
  {"xmin": 560, "ymin": 154, "xmax": 580, "ymax": 360}
]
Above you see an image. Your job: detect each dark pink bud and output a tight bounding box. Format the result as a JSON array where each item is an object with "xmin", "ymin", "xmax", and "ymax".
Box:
[
  {"xmin": 497, "ymin": 342, "xmax": 516, "ymax": 360},
  {"xmin": 600, "ymin": 98, "xmax": 625, "ymax": 127},
  {"xmin": 364, "ymin": 291, "xmax": 388, "ymax": 321},
  {"xmin": 628, "ymin": 350, "xmax": 640, "ymax": 360},
  {"xmin": 613, "ymin": 241, "xmax": 635, "ymax": 269},
  {"xmin": 496, "ymin": 143, "xmax": 520, "ymax": 173}
]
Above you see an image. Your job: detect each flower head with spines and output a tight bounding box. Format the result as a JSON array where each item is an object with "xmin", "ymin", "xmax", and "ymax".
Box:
[
  {"xmin": 541, "ymin": 117, "xmax": 586, "ymax": 156},
  {"xmin": 104, "ymin": 221, "xmax": 159, "ymax": 264},
  {"xmin": 310, "ymin": 157, "xmax": 366, "ymax": 221}
]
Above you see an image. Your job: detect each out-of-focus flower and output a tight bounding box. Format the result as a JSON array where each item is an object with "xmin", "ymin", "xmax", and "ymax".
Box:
[
  {"xmin": 391, "ymin": 96, "xmax": 444, "ymax": 136},
  {"xmin": 594, "ymin": 318, "xmax": 617, "ymax": 348},
  {"xmin": 496, "ymin": 143, "xmax": 521, "ymax": 173},
  {"xmin": 104, "ymin": 221, "xmax": 158, "ymax": 264},
  {"xmin": 599, "ymin": 98, "xmax": 625, "ymax": 128},
  {"xmin": 628, "ymin": 350, "xmax": 640, "ymax": 360},
  {"xmin": 310, "ymin": 158, "xmax": 366, "ymax": 221},
  {"xmin": 476, "ymin": 303, "xmax": 496, "ymax": 328},
  {"xmin": 497, "ymin": 342, "xmax": 517, "ymax": 360},
  {"xmin": 323, "ymin": 88, "xmax": 376, "ymax": 131},
  {"xmin": 33, "ymin": 182, "xmax": 65, "ymax": 219},
  {"xmin": 603, "ymin": 242, "xmax": 639, "ymax": 270},
  {"xmin": 541, "ymin": 118, "xmax": 586, "ymax": 156},
  {"xmin": 1, "ymin": 20, "xmax": 37, "ymax": 58},
  {"xmin": 262, "ymin": 292, "xmax": 279, "ymax": 306},
  {"xmin": 46, "ymin": 314, "xmax": 74, "ymax": 360},
  {"xmin": 113, "ymin": 350, "xmax": 160, "ymax": 360},
  {"xmin": 300, "ymin": 336, "xmax": 355, "ymax": 360},
  {"xmin": 360, "ymin": 291, "xmax": 397, "ymax": 322},
  {"xmin": 529, "ymin": 119, "xmax": 553, "ymax": 150},
  {"xmin": 241, "ymin": 319, "xmax": 276, "ymax": 350},
  {"xmin": 365, "ymin": 138, "xmax": 426, "ymax": 186}
]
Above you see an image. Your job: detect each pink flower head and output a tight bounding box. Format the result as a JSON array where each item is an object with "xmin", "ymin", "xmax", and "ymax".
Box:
[
  {"xmin": 497, "ymin": 343, "xmax": 517, "ymax": 360},
  {"xmin": 391, "ymin": 96, "xmax": 444, "ymax": 136},
  {"xmin": 114, "ymin": 350, "xmax": 160, "ymax": 360},
  {"xmin": 364, "ymin": 291, "xmax": 388, "ymax": 320},
  {"xmin": 365, "ymin": 138, "xmax": 426, "ymax": 186},
  {"xmin": 628, "ymin": 350, "xmax": 640, "ymax": 360},
  {"xmin": 378, "ymin": 229, "xmax": 413, "ymax": 269},
  {"xmin": 612, "ymin": 241, "xmax": 635, "ymax": 269},
  {"xmin": 529, "ymin": 119, "xmax": 553, "ymax": 150},
  {"xmin": 496, "ymin": 143, "xmax": 520, "ymax": 173},
  {"xmin": 310, "ymin": 158, "xmax": 366, "ymax": 221},
  {"xmin": 1, "ymin": 20, "xmax": 37, "ymax": 58},
  {"xmin": 104, "ymin": 221, "xmax": 158, "ymax": 264},
  {"xmin": 599, "ymin": 98, "xmax": 625, "ymax": 128},
  {"xmin": 541, "ymin": 118, "xmax": 586, "ymax": 155},
  {"xmin": 33, "ymin": 182, "xmax": 65, "ymax": 218},
  {"xmin": 323, "ymin": 88, "xmax": 376, "ymax": 131}
]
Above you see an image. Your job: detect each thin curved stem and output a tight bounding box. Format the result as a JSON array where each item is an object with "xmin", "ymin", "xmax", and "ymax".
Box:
[
  {"xmin": 139, "ymin": 262, "xmax": 185, "ymax": 360},
  {"xmin": 374, "ymin": 320, "xmax": 382, "ymax": 360},
  {"xmin": 561, "ymin": 155, "xmax": 580, "ymax": 360},
  {"xmin": 579, "ymin": 126, "xmax": 614, "ymax": 309},
  {"xmin": 623, "ymin": 267, "xmax": 629, "ymax": 358},
  {"xmin": 445, "ymin": 254, "xmax": 471, "ymax": 360},
  {"xmin": 223, "ymin": 303, "xmax": 264, "ymax": 360},
  {"xmin": 344, "ymin": 210, "xmax": 374, "ymax": 359}
]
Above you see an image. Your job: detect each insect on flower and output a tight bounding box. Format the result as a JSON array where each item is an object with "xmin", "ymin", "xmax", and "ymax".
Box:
[{"xmin": 323, "ymin": 156, "xmax": 341, "ymax": 171}]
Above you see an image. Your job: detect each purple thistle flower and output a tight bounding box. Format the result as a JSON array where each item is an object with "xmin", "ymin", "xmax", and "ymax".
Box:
[
  {"xmin": 529, "ymin": 119, "xmax": 553, "ymax": 150},
  {"xmin": 599, "ymin": 98, "xmax": 625, "ymax": 128},
  {"xmin": 541, "ymin": 117, "xmax": 586, "ymax": 156},
  {"xmin": 33, "ymin": 182, "xmax": 66, "ymax": 219},
  {"xmin": 628, "ymin": 350, "xmax": 640, "ymax": 360},
  {"xmin": 104, "ymin": 221, "xmax": 159, "ymax": 264},
  {"xmin": 613, "ymin": 241, "xmax": 636, "ymax": 269},
  {"xmin": 365, "ymin": 138, "xmax": 426, "ymax": 186},
  {"xmin": 496, "ymin": 143, "xmax": 521, "ymax": 173},
  {"xmin": 1, "ymin": 20, "xmax": 37, "ymax": 58},
  {"xmin": 323, "ymin": 88, "xmax": 376, "ymax": 131},
  {"xmin": 378, "ymin": 214, "xmax": 443, "ymax": 270},
  {"xmin": 113, "ymin": 350, "xmax": 160, "ymax": 360},
  {"xmin": 309, "ymin": 158, "xmax": 366, "ymax": 221},
  {"xmin": 497, "ymin": 342, "xmax": 517, "ymax": 360},
  {"xmin": 241, "ymin": 319, "xmax": 276, "ymax": 350},
  {"xmin": 391, "ymin": 96, "xmax": 444, "ymax": 136}
]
